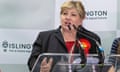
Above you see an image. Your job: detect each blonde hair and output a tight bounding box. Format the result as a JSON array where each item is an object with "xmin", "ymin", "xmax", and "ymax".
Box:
[{"xmin": 60, "ymin": 0, "xmax": 86, "ymax": 19}]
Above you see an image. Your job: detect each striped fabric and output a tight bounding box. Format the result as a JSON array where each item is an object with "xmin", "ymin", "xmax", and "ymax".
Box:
[{"xmin": 108, "ymin": 37, "xmax": 120, "ymax": 70}]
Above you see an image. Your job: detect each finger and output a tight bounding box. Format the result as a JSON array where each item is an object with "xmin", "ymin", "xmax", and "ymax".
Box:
[
  {"xmin": 41, "ymin": 57, "xmax": 47, "ymax": 66},
  {"xmin": 41, "ymin": 65, "xmax": 49, "ymax": 69},
  {"xmin": 40, "ymin": 64, "xmax": 51, "ymax": 72},
  {"xmin": 40, "ymin": 57, "xmax": 48, "ymax": 72},
  {"xmin": 40, "ymin": 58, "xmax": 53, "ymax": 72},
  {"xmin": 48, "ymin": 58, "xmax": 53, "ymax": 66},
  {"xmin": 40, "ymin": 69, "xmax": 49, "ymax": 72},
  {"xmin": 40, "ymin": 65, "xmax": 51, "ymax": 72}
]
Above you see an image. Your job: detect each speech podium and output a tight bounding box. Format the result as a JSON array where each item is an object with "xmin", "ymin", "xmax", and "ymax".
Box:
[{"xmin": 31, "ymin": 53, "xmax": 116, "ymax": 72}]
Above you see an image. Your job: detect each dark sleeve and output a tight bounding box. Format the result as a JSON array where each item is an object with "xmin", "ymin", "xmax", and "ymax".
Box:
[
  {"xmin": 108, "ymin": 38, "xmax": 119, "ymax": 66},
  {"xmin": 27, "ymin": 32, "xmax": 43, "ymax": 71},
  {"xmin": 110, "ymin": 38, "xmax": 119, "ymax": 54}
]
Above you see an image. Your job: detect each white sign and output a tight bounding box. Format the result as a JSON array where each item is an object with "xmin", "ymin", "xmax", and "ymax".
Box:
[{"xmin": 55, "ymin": 0, "xmax": 117, "ymax": 31}]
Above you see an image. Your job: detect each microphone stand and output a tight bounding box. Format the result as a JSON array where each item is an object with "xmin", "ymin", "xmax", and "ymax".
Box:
[
  {"xmin": 76, "ymin": 25, "xmax": 105, "ymax": 72},
  {"xmin": 75, "ymin": 36, "xmax": 87, "ymax": 66},
  {"xmin": 78, "ymin": 28, "xmax": 104, "ymax": 64},
  {"xmin": 73, "ymin": 25, "xmax": 105, "ymax": 64},
  {"xmin": 69, "ymin": 24, "xmax": 87, "ymax": 65},
  {"xmin": 67, "ymin": 25, "xmax": 86, "ymax": 72}
]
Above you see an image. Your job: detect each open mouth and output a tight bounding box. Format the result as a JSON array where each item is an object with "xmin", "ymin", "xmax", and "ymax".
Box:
[{"xmin": 65, "ymin": 22, "xmax": 71, "ymax": 25}]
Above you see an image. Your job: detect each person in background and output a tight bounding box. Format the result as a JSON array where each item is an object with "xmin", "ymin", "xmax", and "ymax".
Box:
[
  {"xmin": 27, "ymin": 0, "xmax": 103, "ymax": 72},
  {"xmin": 109, "ymin": 37, "xmax": 120, "ymax": 72}
]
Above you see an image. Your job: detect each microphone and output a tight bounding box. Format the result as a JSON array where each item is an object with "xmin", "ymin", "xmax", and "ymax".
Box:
[
  {"xmin": 68, "ymin": 24, "xmax": 71, "ymax": 30},
  {"xmin": 67, "ymin": 24, "xmax": 87, "ymax": 66},
  {"xmin": 74, "ymin": 25, "xmax": 105, "ymax": 64}
]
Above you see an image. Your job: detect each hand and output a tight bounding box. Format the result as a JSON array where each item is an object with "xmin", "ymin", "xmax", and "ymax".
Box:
[
  {"xmin": 40, "ymin": 57, "xmax": 53, "ymax": 72},
  {"xmin": 108, "ymin": 65, "xmax": 115, "ymax": 72}
]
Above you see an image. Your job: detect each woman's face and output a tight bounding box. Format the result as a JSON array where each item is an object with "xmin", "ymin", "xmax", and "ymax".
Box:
[{"xmin": 60, "ymin": 8, "xmax": 83, "ymax": 31}]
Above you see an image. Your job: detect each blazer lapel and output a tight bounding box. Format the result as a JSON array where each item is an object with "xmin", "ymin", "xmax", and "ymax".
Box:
[{"xmin": 54, "ymin": 28, "xmax": 66, "ymax": 49}]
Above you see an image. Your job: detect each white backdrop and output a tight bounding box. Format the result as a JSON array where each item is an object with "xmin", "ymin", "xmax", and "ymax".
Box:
[{"xmin": 0, "ymin": 0, "xmax": 119, "ymax": 72}]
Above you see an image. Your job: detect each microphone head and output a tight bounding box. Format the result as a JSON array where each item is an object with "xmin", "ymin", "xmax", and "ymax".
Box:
[{"xmin": 67, "ymin": 25, "xmax": 71, "ymax": 30}]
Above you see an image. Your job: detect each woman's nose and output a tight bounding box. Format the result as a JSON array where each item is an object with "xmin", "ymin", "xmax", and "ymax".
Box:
[{"xmin": 65, "ymin": 15, "xmax": 71, "ymax": 20}]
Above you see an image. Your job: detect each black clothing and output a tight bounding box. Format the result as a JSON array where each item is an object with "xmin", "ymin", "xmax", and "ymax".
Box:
[{"xmin": 27, "ymin": 26, "xmax": 101, "ymax": 71}]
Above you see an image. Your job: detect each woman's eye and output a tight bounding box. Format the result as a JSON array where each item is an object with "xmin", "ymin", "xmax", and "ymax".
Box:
[
  {"xmin": 63, "ymin": 12, "xmax": 67, "ymax": 15},
  {"xmin": 72, "ymin": 14, "xmax": 77, "ymax": 16}
]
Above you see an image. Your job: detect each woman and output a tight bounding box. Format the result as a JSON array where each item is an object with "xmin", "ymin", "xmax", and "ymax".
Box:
[{"xmin": 28, "ymin": 1, "xmax": 102, "ymax": 72}]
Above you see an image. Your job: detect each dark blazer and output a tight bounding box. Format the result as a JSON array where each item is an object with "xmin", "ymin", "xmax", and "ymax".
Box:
[{"xmin": 28, "ymin": 26, "xmax": 101, "ymax": 71}]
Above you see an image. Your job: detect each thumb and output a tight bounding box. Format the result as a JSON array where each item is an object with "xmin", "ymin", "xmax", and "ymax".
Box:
[
  {"xmin": 41, "ymin": 57, "xmax": 47, "ymax": 66},
  {"xmin": 48, "ymin": 58, "xmax": 53, "ymax": 65}
]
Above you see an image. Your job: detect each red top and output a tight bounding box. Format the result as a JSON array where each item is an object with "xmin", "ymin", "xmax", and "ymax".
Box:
[
  {"xmin": 65, "ymin": 38, "xmax": 91, "ymax": 55},
  {"xmin": 65, "ymin": 41, "xmax": 75, "ymax": 53}
]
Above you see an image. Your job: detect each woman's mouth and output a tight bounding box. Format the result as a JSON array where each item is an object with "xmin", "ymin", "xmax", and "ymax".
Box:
[{"xmin": 65, "ymin": 22, "xmax": 71, "ymax": 25}]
